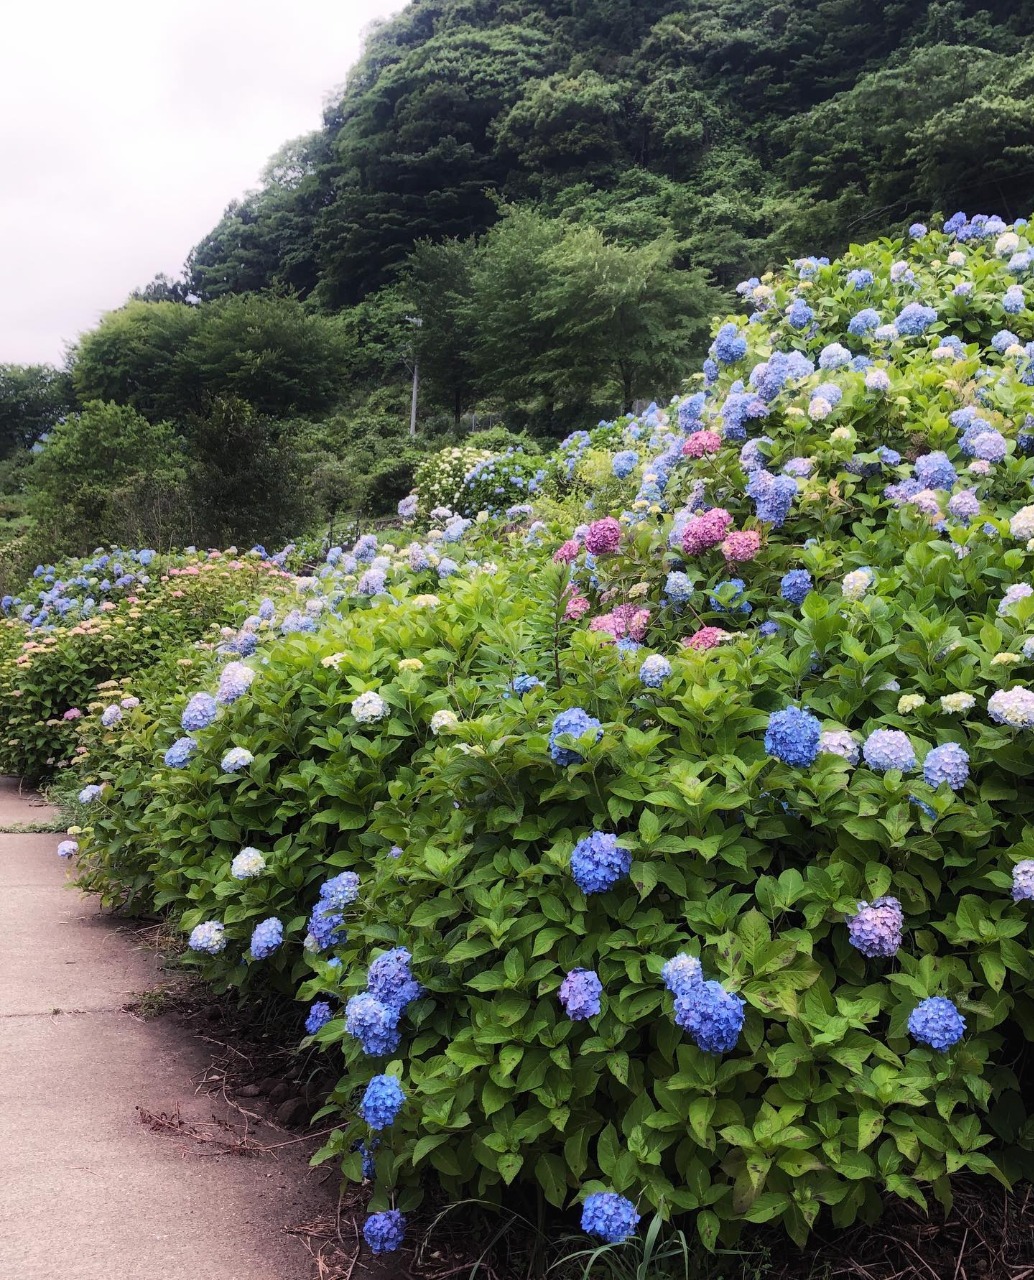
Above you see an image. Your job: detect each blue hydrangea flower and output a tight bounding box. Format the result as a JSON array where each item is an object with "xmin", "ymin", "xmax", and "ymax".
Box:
[
  {"xmin": 78, "ymin": 784, "xmax": 103, "ymax": 804},
  {"xmin": 217, "ymin": 661, "xmax": 254, "ymax": 705},
  {"xmin": 639, "ymin": 655, "xmax": 672, "ymax": 688},
  {"xmin": 164, "ymin": 737, "xmax": 196, "ymax": 769},
  {"xmin": 581, "ymin": 1193, "xmax": 640, "ymax": 1244},
  {"xmin": 189, "ymin": 921, "xmax": 226, "ymax": 955},
  {"xmin": 819, "ymin": 343, "xmax": 852, "ymax": 370},
  {"xmin": 847, "ymin": 897, "xmax": 903, "ymax": 957},
  {"xmin": 862, "ymin": 729, "xmax": 915, "ymax": 773},
  {"xmin": 249, "ymin": 917, "xmax": 284, "ymax": 960},
  {"xmin": 908, "ymin": 222, "xmax": 927, "ymax": 238},
  {"xmin": 612, "ymin": 450, "xmax": 639, "ymax": 479},
  {"xmin": 559, "ymin": 968, "xmax": 603, "ymax": 1020},
  {"xmin": 992, "ymin": 329, "xmax": 1020, "ymax": 354},
  {"xmin": 360, "ymin": 1074, "xmax": 406, "ymax": 1130},
  {"xmin": 780, "ymin": 570, "xmax": 812, "ymax": 606},
  {"xmin": 765, "ymin": 707, "xmax": 821, "ymax": 767},
  {"xmin": 57, "ymin": 839, "xmax": 78, "ymax": 859},
  {"xmin": 673, "ymin": 979, "xmax": 745, "ymax": 1053},
  {"xmin": 363, "ymin": 1210, "xmax": 406, "ymax": 1254},
  {"xmin": 181, "ymin": 692, "xmax": 218, "ymax": 732},
  {"xmin": 664, "ymin": 571, "xmax": 693, "ymax": 604},
  {"xmin": 570, "ymin": 832, "xmax": 631, "ymax": 895},
  {"xmin": 758, "ymin": 620, "xmax": 781, "ymax": 638},
  {"xmin": 747, "ymin": 470, "xmax": 797, "ymax": 526},
  {"xmin": 923, "ymin": 742, "xmax": 969, "ymax": 790},
  {"xmin": 847, "ymin": 268, "xmax": 874, "ymax": 289},
  {"xmin": 221, "ymin": 746, "xmax": 253, "ymax": 773},
  {"xmin": 307, "ymin": 872, "xmax": 361, "ymax": 951},
  {"xmin": 848, "ymin": 308, "xmax": 881, "ymax": 335},
  {"xmin": 914, "ymin": 452, "xmax": 957, "ymax": 491},
  {"xmin": 367, "ymin": 947, "xmax": 421, "ymax": 1015},
  {"xmin": 907, "ymin": 997, "xmax": 965, "ymax": 1050},
  {"xmin": 712, "ymin": 323, "xmax": 747, "ymax": 363},
  {"xmin": 305, "ymin": 1001, "xmax": 333, "ymax": 1035},
  {"xmin": 661, "ymin": 953, "xmax": 703, "ymax": 994},
  {"xmin": 101, "ymin": 704, "xmax": 122, "ymax": 728},
  {"xmin": 345, "ymin": 993, "xmax": 400, "ymax": 1056},
  {"xmin": 896, "ymin": 303, "xmax": 937, "ymax": 336},
  {"xmin": 549, "ymin": 708, "xmax": 603, "ymax": 766},
  {"xmin": 510, "ymin": 674, "xmax": 542, "ymax": 695},
  {"xmin": 786, "ymin": 298, "xmax": 814, "ymax": 329}
]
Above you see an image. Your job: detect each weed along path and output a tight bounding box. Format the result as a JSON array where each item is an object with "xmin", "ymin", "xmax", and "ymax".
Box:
[{"xmin": 0, "ymin": 778, "xmax": 340, "ymax": 1280}]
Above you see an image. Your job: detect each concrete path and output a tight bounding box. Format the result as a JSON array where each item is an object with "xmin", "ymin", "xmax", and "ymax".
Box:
[{"xmin": 0, "ymin": 778, "xmax": 337, "ymax": 1280}]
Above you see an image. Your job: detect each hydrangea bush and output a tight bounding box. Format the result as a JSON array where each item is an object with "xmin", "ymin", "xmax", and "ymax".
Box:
[
  {"xmin": 0, "ymin": 548, "xmax": 298, "ymax": 781},
  {"xmin": 413, "ymin": 446, "xmax": 493, "ymax": 516},
  {"xmin": 67, "ymin": 213, "xmax": 1034, "ymax": 1252}
]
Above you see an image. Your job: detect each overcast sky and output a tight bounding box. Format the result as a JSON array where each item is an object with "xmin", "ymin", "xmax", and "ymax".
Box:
[{"xmin": 0, "ymin": 0, "xmax": 404, "ymax": 365}]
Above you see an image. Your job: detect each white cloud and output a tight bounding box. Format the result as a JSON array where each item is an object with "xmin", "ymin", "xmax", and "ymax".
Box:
[{"xmin": 0, "ymin": 0, "xmax": 404, "ymax": 364}]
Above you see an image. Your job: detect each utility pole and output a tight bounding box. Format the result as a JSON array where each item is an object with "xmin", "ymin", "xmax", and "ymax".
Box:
[{"xmin": 406, "ymin": 316, "xmax": 423, "ymax": 437}]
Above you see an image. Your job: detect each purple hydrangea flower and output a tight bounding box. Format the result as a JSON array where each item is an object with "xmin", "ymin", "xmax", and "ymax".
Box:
[
  {"xmin": 847, "ymin": 897, "xmax": 903, "ymax": 957},
  {"xmin": 673, "ymin": 979, "xmax": 745, "ymax": 1053},
  {"xmin": 558, "ymin": 968, "xmax": 603, "ymax": 1020},
  {"xmin": 923, "ymin": 742, "xmax": 969, "ymax": 790},
  {"xmin": 862, "ymin": 729, "xmax": 915, "ymax": 773}
]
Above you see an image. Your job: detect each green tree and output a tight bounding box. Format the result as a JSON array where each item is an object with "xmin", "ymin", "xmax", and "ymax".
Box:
[
  {"xmin": 184, "ymin": 397, "xmax": 310, "ymax": 548},
  {"xmin": 71, "ymin": 295, "xmax": 350, "ymax": 422},
  {"xmin": 0, "ymin": 364, "xmax": 73, "ymax": 457},
  {"xmin": 404, "ymin": 240, "xmax": 479, "ymax": 425},
  {"xmin": 25, "ymin": 402, "xmax": 188, "ymax": 553},
  {"xmin": 471, "ymin": 210, "xmax": 714, "ymax": 426}
]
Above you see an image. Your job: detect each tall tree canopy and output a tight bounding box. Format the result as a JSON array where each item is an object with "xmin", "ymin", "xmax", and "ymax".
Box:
[{"xmin": 180, "ymin": 0, "xmax": 1034, "ymax": 304}]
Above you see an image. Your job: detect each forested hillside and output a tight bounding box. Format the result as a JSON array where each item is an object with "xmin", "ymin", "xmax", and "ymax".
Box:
[
  {"xmin": 186, "ymin": 0, "xmax": 1034, "ymax": 302},
  {"xmin": 4, "ymin": 0, "xmax": 1034, "ymax": 575}
]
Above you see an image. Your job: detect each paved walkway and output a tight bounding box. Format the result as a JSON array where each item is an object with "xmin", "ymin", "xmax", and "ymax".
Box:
[{"xmin": 0, "ymin": 778, "xmax": 334, "ymax": 1280}]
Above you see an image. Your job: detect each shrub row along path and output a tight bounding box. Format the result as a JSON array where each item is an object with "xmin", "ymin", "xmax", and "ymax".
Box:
[{"xmin": 0, "ymin": 777, "xmax": 337, "ymax": 1280}]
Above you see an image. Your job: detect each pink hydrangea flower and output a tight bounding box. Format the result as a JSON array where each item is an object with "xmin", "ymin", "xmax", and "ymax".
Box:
[
  {"xmin": 553, "ymin": 539, "xmax": 580, "ymax": 564},
  {"xmin": 682, "ymin": 508, "xmax": 732, "ymax": 556},
  {"xmin": 720, "ymin": 530, "xmax": 762, "ymax": 562},
  {"xmin": 683, "ymin": 626, "xmax": 728, "ymax": 651},
  {"xmin": 682, "ymin": 431, "xmax": 722, "ymax": 458},
  {"xmin": 584, "ymin": 518, "xmax": 623, "ymax": 555},
  {"xmin": 564, "ymin": 594, "xmax": 591, "ymax": 621},
  {"xmin": 63, "ymin": 708, "xmax": 83, "ymax": 721},
  {"xmin": 589, "ymin": 604, "xmax": 651, "ymax": 642}
]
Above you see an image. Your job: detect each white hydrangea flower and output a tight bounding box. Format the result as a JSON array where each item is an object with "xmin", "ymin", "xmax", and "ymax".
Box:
[
  {"xmin": 351, "ymin": 691, "xmax": 388, "ymax": 724},
  {"xmin": 897, "ymin": 694, "xmax": 926, "ymax": 714},
  {"xmin": 430, "ymin": 709, "xmax": 458, "ymax": 735},
  {"xmin": 231, "ymin": 848, "xmax": 266, "ymax": 879},
  {"xmin": 842, "ymin": 568, "xmax": 874, "ymax": 600}
]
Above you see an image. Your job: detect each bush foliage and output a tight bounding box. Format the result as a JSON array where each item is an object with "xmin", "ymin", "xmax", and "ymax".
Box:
[{"xmin": 29, "ymin": 214, "xmax": 1034, "ymax": 1251}]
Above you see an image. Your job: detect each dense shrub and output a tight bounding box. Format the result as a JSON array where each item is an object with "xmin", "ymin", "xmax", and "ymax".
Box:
[
  {"xmin": 413, "ymin": 445, "xmax": 493, "ymax": 515},
  {"xmin": 458, "ymin": 447, "xmax": 547, "ymax": 516},
  {"xmin": 0, "ymin": 549, "xmax": 297, "ymax": 780},
  {"xmin": 67, "ymin": 214, "xmax": 1034, "ymax": 1252}
]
